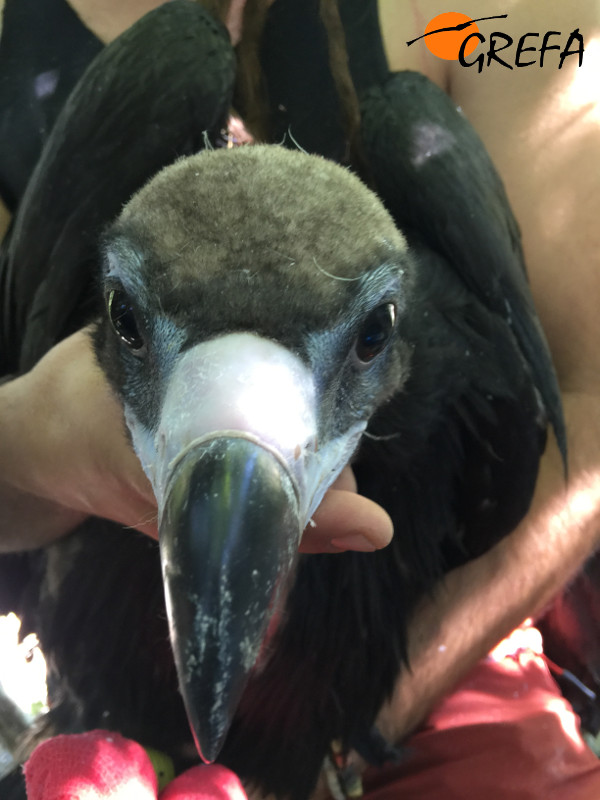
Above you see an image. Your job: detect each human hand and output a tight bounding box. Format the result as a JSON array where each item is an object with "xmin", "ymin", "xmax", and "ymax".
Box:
[
  {"xmin": 1, "ymin": 329, "xmax": 393, "ymax": 553},
  {"xmin": 1, "ymin": 328, "xmax": 159, "ymax": 541}
]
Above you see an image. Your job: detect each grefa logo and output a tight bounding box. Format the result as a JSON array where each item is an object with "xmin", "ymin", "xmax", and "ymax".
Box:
[{"xmin": 407, "ymin": 12, "xmax": 584, "ymax": 72}]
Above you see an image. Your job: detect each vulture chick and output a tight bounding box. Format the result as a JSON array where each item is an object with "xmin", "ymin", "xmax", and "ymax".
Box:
[
  {"xmin": 89, "ymin": 143, "xmax": 562, "ymax": 798},
  {"xmin": 0, "ymin": 2, "xmax": 576, "ymax": 799},
  {"xmin": 95, "ymin": 144, "xmax": 412, "ymax": 765}
]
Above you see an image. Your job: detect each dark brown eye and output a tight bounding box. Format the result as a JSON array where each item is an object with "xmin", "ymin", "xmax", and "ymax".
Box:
[
  {"xmin": 355, "ymin": 303, "xmax": 396, "ymax": 363},
  {"xmin": 107, "ymin": 289, "xmax": 145, "ymax": 352}
]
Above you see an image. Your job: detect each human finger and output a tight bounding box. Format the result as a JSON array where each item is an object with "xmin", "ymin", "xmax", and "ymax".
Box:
[{"xmin": 299, "ymin": 468, "xmax": 393, "ymax": 554}]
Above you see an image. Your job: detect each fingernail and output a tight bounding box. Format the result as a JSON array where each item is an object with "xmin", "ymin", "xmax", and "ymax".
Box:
[{"xmin": 331, "ymin": 534, "xmax": 377, "ymax": 552}]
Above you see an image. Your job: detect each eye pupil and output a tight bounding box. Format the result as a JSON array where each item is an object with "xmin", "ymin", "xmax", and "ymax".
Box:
[
  {"xmin": 355, "ymin": 303, "xmax": 396, "ymax": 363},
  {"xmin": 107, "ymin": 289, "xmax": 144, "ymax": 351}
]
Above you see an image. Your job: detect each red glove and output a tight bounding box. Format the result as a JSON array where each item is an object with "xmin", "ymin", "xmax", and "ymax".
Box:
[{"xmin": 24, "ymin": 730, "xmax": 248, "ymax": 800}]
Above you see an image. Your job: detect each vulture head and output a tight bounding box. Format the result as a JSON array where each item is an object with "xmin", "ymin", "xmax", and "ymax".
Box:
[{"xmin": 94, "ymin": 145, "xmax": 411, "ymax": 763}]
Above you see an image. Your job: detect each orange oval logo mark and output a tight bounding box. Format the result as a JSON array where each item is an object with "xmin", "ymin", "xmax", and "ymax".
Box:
[{"xmin": 423, "ymin": 12, "xmax": 480, "ymax": 61}]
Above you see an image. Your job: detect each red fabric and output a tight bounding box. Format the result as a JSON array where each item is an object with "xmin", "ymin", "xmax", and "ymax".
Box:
[
  {"xmin": 363, "ymin": 625, "xmax": 600, "ymax": 800},
  {"xmin": 24, "ymin": 730, "xmax": 157, "ymax": 799},
  {"xmin": 24, "ymin": 731, "xmax": 248, "ymax": 800},
  {"xmin": 160, "ymin": 765, "xmax": 247, "ymax": 800}
]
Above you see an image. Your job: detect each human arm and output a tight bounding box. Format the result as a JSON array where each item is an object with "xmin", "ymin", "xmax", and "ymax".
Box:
[
  {"xmin": 378, "ymin": 394, "xmax": 600, "ymax": 741},
  {"xmin": 374, "ymin": 0, "xmax": 600, "ymax": 743}
]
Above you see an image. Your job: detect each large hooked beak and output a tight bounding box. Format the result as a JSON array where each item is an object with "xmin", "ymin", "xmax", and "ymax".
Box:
[{"xmin": 127, "ymin": 333, "xmax": 366, "ymax": 762}]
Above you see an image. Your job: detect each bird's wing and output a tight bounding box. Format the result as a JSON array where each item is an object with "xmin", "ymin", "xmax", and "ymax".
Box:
[
  {"xmin": 358, "ymin": 71, "xmax": 566, "ymax": 465},
  {"xmin": 0, "ymin": 0, "xmax": 235, "ymax": 376}
]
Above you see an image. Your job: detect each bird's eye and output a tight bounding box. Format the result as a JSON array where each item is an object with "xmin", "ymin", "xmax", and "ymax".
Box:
[
  {"xmin": 107, "ymin": 289, "xmax": 145, "ymax": 352},
  {"xmin": 354, "ymin": 303, "xmax": 396, "ymax": 363}
]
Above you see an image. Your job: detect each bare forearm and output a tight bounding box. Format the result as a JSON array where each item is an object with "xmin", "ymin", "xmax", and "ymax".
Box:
[{"xmin": 378, "ymin": 390, "xmax": 600, "ymax": 742}]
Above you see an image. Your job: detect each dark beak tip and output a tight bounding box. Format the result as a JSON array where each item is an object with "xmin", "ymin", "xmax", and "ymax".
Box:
[
  {"xmin": 195, "ymin": 736, "xmax": 218, "ymax": 766},
  {"xmin": 188, "ymin": 707, "xmax": 229, "ymax": 764}
]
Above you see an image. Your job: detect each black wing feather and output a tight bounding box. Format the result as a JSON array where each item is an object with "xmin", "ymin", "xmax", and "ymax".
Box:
[
  {"xmin": 0, "ymin": 0, "xmax": 235, "ymax": 375},
  {"xmin": 358, "ymin": 72, "xmax": 566, "ymax": 465}
]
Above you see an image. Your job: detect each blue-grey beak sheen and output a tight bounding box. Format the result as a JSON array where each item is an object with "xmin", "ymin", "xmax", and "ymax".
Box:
[{"xmin": 159, "ymin": 436, "xmax": 301, "ymax": 763}]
